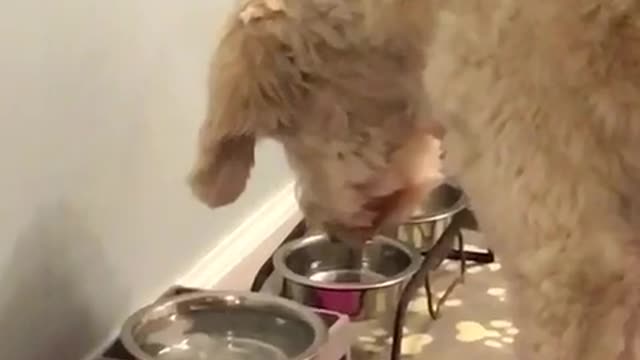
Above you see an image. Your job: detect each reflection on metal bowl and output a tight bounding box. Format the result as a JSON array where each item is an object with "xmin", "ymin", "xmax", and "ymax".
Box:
[
  {"xmin": 397, "ymin": 182, "xmax": 467, "ymax": 250},
  {"xmin": 120, "ymin": 291, "xmax": 328, "ymax": 360},
  {"xmin": 273, "ymin": 234, "xmax": 422, "ymax": 322}
]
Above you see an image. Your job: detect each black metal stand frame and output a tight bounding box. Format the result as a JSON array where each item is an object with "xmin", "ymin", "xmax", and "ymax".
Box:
[{"xmin": 390, "ymin": 210, "xmax": 494, "ymax": 360}]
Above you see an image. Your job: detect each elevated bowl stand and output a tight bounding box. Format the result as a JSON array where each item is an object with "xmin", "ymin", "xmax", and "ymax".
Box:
[{"xmin": 390, "ymin": 208, "xmax": 494, "ymax": 360}]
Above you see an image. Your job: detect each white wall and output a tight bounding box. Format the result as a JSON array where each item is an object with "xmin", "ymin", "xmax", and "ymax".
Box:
[{"xmin": 0, "ymin": 1, "xmax": 293, "ymax": 359}]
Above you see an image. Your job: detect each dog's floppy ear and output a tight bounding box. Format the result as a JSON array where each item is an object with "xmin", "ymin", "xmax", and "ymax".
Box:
[
  {"xmin": 189, "ymin": 6, "xmax": 304, "ymax": 208},
  {"xmin": 190, "ymin": 134, "xmax": 256, "ymax": 208}
]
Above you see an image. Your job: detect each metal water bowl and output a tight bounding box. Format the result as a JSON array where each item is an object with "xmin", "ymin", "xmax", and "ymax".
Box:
[
  {"xmin": 396, "ymin": 182, "xmax": 467, "ymax": 250},
  {"xmin": 120, "ymin": 291, "xmax": 328, "ymax": 360},
  {"xmin": 273, "ymin": 234, "xmax": 422, "ymax": 322}
]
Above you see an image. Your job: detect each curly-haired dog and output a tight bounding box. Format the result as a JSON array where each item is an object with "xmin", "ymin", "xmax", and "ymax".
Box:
[{"xmin": 190, "ymin": 0, "xmax": 640, "ymax": 359}]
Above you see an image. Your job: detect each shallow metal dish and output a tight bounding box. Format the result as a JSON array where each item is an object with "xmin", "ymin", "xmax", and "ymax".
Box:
[
  {"xmin": 396, "ymin": 182, "xmax": 467, "ymax": 250},
  {"xmin": 120, "ymin": 291, "xmax": 328, "ymax": 360},
  {"xmin": 273, "ymin": 234, "xmax": 421, "ymax": 322}
]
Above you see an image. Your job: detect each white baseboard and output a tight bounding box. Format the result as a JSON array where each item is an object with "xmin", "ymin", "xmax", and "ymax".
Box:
[{"xmin": 178, "ymin": 181, "xmax": 302, "ymax": 290}]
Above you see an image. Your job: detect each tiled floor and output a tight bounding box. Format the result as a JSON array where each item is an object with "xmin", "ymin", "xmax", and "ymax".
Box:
[{"xmin": 351, "ymin": 231, "xmax": 517, "ymax": 359}]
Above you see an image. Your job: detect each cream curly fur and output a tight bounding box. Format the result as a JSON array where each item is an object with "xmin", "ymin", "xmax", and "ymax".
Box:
[
  {"xmin": 190, "ymin": 0, "xmax": 640, "ymax": 358},
  {"xmin": 189, "ymin": 0, "xmax": 444, "ymax": 241},
  {"xmin": 426, "ymin": 0, "xmax": 640, "ymax": 359}
]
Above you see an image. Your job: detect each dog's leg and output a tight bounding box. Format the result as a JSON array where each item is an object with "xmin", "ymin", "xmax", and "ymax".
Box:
[{"xmin": 508, "ymin": 263, "xmax": 640, "ymax": 360}]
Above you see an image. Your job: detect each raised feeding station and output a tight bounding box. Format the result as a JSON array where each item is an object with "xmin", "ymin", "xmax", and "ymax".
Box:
[
  {"xmin": 387, "ymin": 181, "xmax": 495, "ymax": 360},
  {"xmin": 390, "ymin": 181, "xmax": 495, "ymax": 319},
  {"xmin": 120, "ymin": 291, "xmax": 328, "ymax": 360}
]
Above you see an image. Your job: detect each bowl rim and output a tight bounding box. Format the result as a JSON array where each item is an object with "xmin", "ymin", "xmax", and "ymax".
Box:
[
  {"xmin": 272, "ymin": 234, "xmax": 422, "ymax": 291},
  {"xmin": 404, "ymin": 182, "xmax": 467, "ymax": 224},
  {"xmin": 120, "ymin": 290, "xmax": 329, "ymax": 360}
]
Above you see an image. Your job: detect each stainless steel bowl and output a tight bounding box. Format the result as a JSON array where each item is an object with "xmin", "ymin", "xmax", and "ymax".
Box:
[
  {"xmin": 273, "ymin": 234, "xmax": 422, "ymax": 322},
  {"xmin": 396, "ymin": 182, "xmax": 467, "ymax": 250},
  {"xmin": 120, "ymin": 291, "xmax": 328, "ymax": 360}
]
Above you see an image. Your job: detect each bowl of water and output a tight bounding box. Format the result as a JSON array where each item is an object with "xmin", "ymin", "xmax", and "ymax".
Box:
[
  {"xmin": 273, "ymin": 234, "xmax": 422, "ymax": 321},
  {"xmin": 120, "ymin": 291, "xmax": 328, "ymax": 360}
]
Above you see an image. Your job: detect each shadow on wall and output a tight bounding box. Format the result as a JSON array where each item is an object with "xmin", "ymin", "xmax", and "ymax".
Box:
[{"xmin": 0, "ymin": 202, "xmax": 130, "ymax": 360}]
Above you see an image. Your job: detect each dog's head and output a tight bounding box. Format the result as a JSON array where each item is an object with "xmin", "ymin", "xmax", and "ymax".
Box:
[{"xmin": 189, "ymin": 0, "xmax": 439, "ymax": 217}]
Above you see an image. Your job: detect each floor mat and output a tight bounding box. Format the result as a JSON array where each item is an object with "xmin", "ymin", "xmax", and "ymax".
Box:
[{"xmin": 351, "ymin": 231, "xmax": 517, "ymax": 359}]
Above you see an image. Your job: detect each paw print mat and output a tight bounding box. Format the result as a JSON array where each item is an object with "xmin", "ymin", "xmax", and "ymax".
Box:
[{"xmin": 351, "ymin": 231, "xmax": 516, "ymax": 360}]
